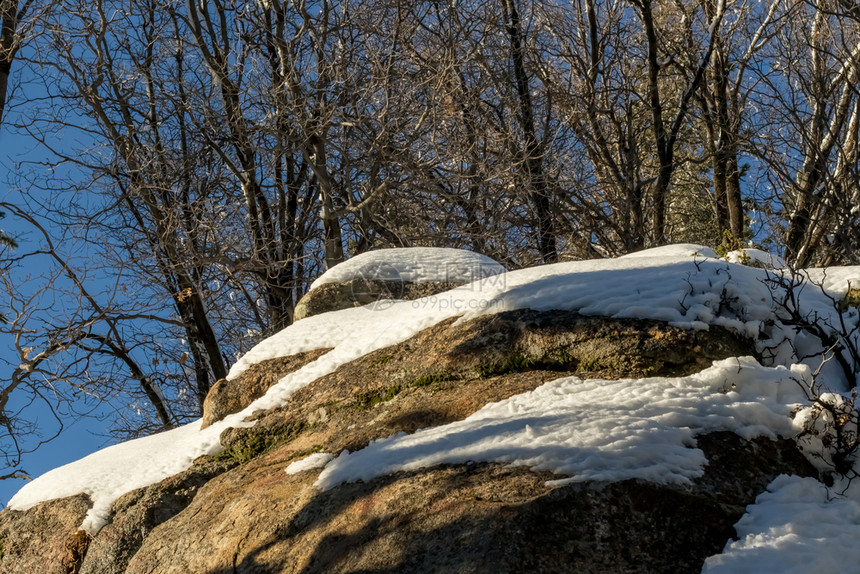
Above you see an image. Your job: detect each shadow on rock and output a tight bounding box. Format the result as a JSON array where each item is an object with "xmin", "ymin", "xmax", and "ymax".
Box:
[{"xmin": 205, "ymin": 432, "xmax": 816, "ymax": 574}]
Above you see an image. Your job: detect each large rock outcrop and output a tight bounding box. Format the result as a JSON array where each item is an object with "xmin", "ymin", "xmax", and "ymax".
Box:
[
  {"xmin": 0, "ymin": 310, "xmax": 816, "ymax": 574},
  {"xmin": 205, "ymin": 309, "xmax": 756, "ymax": 435},
  {"xmin": 103, "ymin": 434, "xmax": 813, "ymax": 574}
]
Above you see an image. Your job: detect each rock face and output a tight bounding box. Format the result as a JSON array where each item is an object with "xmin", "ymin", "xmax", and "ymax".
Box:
[
  {"xmin": 293, "ymin": 278, "xmax": 461, "ymax": 321},
  {"xmin": 77, "ymin": 459, "xmax": 235, "ymax": 574},
  {"xmin": 0, "ymin": 310, "xmax": 817, "ymax": 574},
  {"xmin": 0, "ymin": 494, "xmax": 91, "ymax": 574},
  {"xmin": 124, "ymin": 434, "xmax": 812, "ymax": 574},
  {"xmin": 201, "ymin": 348, "xmax": 330, "ymax": 428}
]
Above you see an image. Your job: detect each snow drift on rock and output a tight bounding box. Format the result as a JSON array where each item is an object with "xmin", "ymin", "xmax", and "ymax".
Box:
[
  {"xmin": 702, "ymin": 474, "xmax": 860, "ymax": 573},
  {"xmin": 285, "ymin": 453, "xmax": 334, "ymax": 475},
  {"xmin": 309, "ymin": 247, "xmax": 507, "ymax": 290},
  {"xmin": 314, "ymin": 358, "xmax": 807, "ymax": 490}
]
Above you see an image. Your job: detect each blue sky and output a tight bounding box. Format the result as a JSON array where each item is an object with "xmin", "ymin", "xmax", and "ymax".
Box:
[
  {"xmin": 0, "ymin": 54, "xmax": 114, "ymax": 508},
  {"xmin": 0, "ymin": 201, "xmax": 112, "ymax": 508}
]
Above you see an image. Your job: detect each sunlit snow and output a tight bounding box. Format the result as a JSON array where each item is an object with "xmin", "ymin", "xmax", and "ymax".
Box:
[
  {"xmin": 285, "ymin": 452, "xmax": 334, "ymax": 475},
  {"xmin": 314, "ymin": 358, "xmax": 807, "ymax": 490},
  {"xmin": 724, "ymin": 248, "xmax": 787, "ymax": 269},
  {"xmin": 309, "ymin": 247, "xmax": 507, "ymax": 290}
]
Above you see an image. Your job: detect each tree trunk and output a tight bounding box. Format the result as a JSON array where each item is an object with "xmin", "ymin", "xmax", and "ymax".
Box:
[
  {"xmin": 0, "ymin": 0, "xmax": 27, "ymax": 126},
  {"xmin": 502, "ymin": 0, "xmax": 558, "ymax": 263}
]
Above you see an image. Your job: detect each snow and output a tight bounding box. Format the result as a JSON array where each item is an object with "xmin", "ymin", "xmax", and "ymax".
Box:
[
  {"xmin": 467, "ymin": 252, "xmax": 775, "ymax": 337},
  {"xmin": 285, "ymin": 452, "xmax": 334, "ymax": 475},
  {"xmin": 6, "ymin": 420, "xmax": 231, "ymax": 534},
  {"xmin": 225, "ymin": 303, "xmax": 439, "ymax": 382},
  {"xmin": 618, "ymin": 243, "xmax": 718, "ymax": 259},
  {"xmin": 8, "ymin": 242, "xmax": 860, "ymax": 566},
  {"xmin": 308, "ymin": 247, "xmax": 506, "ymax": 290},
  {"xmin": 314, "ymin": 358, "xmax": 806, "ymax": 490},
  {"xmin": 724, "ymin": 248, "xmax": 787, "ymax": 269},
  {"xmin": 799, "ymin": 265, "xmax": 860, "ymax": 299},
  {"xmin": 702, "ymin": 475, "xmax": 860, "ymax": 573}
]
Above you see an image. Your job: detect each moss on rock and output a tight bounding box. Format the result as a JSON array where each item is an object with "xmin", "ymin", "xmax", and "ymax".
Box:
[{"xmin": 217, "ymin": 420, "xmax": 309, "ymax": 464}]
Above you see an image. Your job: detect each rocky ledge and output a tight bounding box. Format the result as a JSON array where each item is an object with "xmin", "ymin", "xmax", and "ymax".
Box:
[{"xmin": 0, "ymin": 307, "xmax": 817, "ymax": 574}]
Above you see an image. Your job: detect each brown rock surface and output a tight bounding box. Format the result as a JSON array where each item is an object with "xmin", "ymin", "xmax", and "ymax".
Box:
[
  {"xmin": 213, "ymin": 309, "xmax": 754, "ymax": 470},
  {"xmin": 201, "ymin": 348, "xmax": 331, "ymax": 428},
  {"xmin": 0, "ymin": 310, "xmax": 814, "ymax": 574},
  {"xmin": 78, "ymin": 458, "xmax": 236, "ymax": 574},
  {"xmin": 0, "ymin": 494, "xmax": 91, "ymax": 574},
  {"xmin": 121, "ymin": 432, "xmax": 813, "ymax": 573}
]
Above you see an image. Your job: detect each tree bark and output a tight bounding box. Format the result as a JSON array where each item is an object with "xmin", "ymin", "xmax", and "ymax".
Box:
[{"xmin": 502, "ymin": 0, "xmax": 558, "ymax": 263}]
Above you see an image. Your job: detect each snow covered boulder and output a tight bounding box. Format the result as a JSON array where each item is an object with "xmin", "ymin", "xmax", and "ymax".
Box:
[
  {"xmin": 4, "ymin": 315, "xmax": 814, "ymax": 573},
  {"xmin": 293, "ymin": 247, "xmax": 506, "ymax": 320},
  {"xmin": 8, "ymin": 246, "xmax": 860, "ymax": 573}
]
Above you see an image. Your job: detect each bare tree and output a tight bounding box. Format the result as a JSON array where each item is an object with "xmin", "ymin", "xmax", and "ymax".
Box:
[
  {"xmin": 0, "ymin": 0, "xmax": 35, "ymax": 126},
  {"xmin": 28, "ymin": 0, "xmax": 232, "ymax": 407},
  {"xmin": 0, "ymin": 200, "xmax": 188, "ymax": 482},
  {"xmin": 539, "ymin": 0, "xmax": 723, "ymax": 252},
  {"xmin": 751, "ymin": 0, "xmax": 860, "ymax": 266},
  {"xmin": 694, "ymin": 0, "xmax": 786, "ymax": 245},
  {"xmin": 5, "ymin": 0, "xmax": 860, "ymax": 475}
]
